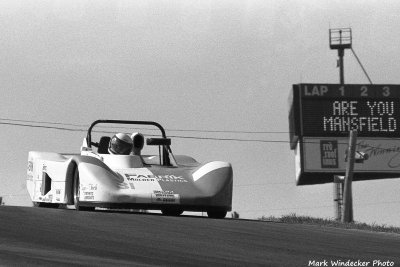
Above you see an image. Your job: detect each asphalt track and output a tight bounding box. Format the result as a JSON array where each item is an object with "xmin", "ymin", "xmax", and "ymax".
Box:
[{"xmin": 0, "ymin": 206, "xmax": 399, "ymax": 266}]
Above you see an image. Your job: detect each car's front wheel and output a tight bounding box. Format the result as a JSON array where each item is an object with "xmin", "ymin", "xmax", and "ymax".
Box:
[
  {"xmin": 161, "ymin": 207, "xmax": 183, "ymax": 216},
  {"xmin": 207, "ymin": 210, "xmax": 227, "ymax": 219},
  {"xmin": 73, "ymin": 168, "xmax": 95, "ymax": 212}
]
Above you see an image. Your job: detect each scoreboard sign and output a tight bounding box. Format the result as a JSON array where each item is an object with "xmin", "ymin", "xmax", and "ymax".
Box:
[
  {"xmin": 290, "ymin": 84, "xmax": 400, "ymax": 141},
  {"xmin": 288, "ymin": 83, "xmax": 400, "ymax": 185}
]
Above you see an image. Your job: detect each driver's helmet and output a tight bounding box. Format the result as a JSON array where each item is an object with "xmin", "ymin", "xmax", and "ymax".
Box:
[{"xmin": 108, "ymin": 133, "xmax": 133, "ymax": 155}]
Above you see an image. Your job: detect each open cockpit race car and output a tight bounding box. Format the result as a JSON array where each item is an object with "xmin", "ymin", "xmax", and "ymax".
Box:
[{"xmin": 27, "ymin": 120, "xmax": 233, "ymax": 218}]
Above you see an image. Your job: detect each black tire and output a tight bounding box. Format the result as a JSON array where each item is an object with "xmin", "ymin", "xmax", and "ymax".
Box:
[
  {"xmin": 207, "ymin": 210, "xmax": 227, "ymax": 219},
  {"xmin": 73, "ymin": 168, "xmax": 95, "ymax": 212},
  {"xmin": 33, "ymin": 202, "xmax": 59, "ymax": 209},
  {"xmin": 161, "ymin": 208, "xmax": 183, "ymax": 216}
]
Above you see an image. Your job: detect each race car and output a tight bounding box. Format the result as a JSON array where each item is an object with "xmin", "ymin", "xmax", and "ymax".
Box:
[{"xmin": 26, "ymin": 120, "xmax": 233, "ymax": 218}]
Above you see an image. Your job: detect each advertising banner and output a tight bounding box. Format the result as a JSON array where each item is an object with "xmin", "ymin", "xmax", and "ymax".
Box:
[
  {"xmin": 295, "ymin": 137, "xmax": 400, "ymax": 185},
  {"xmin": 303, "ymin": 137, "xmax": 400, "ymax": 172}
]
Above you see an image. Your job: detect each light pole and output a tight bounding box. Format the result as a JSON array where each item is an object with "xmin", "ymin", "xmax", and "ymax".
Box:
[
  {"xmin": 329, "ymin": 28, "xmax": 352, "ymax": 221},
  {"xmin": 329, "ymin": 28, "xmax": 352, "ymax": 84}
]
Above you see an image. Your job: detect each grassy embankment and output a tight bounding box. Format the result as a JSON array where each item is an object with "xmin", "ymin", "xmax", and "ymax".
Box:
[{"xmin": 259, "ymin": 213, "xmax": 400, "ymax": 234}]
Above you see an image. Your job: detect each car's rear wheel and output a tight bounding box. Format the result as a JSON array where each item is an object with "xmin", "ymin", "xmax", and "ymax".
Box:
[
  {"xmin": 207, "ymin": 210, "xmax": 227, "ymax": 219},
  {"xmin": 73, "ymin": 168, "xmax": 95, "ymax": 212},
  {"xmin": 161, "ymin": 207, "xmax": 183, "ymax": 216}
]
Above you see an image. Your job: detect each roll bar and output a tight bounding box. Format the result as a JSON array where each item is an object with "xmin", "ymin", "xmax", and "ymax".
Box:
[{"xmin": 86, "ymin": 119, "xmax": 167, "ymax": 147}]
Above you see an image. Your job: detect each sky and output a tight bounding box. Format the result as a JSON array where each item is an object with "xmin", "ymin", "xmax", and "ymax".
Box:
[{"xmin": 1, "ymin": 0, "xmax": 400, "ymax": 226}]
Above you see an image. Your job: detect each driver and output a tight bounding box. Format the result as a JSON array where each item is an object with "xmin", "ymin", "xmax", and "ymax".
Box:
[{"xmin": 108, "ymin": 133, "xmax": 133, "ymax": 155}]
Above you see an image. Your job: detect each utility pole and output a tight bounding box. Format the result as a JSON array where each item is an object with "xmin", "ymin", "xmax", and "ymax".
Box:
[
  {"xmin": 329, "ymin": 28, "xmax": 352, "ymax": 221},
  {"xmin": 338, "ymin": 48, "xmax": 345, "ymax": 84},
  {"xmin": 333, "ymin": 176, "xmax": 343, "ymax": 220},
  {"xmin": 342, "ymin": 130, "xmax": 357, "ymax": 222}
]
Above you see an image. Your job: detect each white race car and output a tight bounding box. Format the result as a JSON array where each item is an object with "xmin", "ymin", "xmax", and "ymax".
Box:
[{"xmin": 26, "ymin": 120, "xmax": 233, "ymax": 218}]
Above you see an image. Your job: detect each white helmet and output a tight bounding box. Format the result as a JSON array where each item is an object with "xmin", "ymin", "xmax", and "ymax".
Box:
[{"xmin": 108, "ymin": 133, "xmax": 133, "ymax": 155}]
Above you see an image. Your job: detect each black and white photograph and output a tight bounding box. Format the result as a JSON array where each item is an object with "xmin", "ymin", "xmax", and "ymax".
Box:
[{"xmin": 0, "ymin": 0, "xmax": 399, "ymax": 266}]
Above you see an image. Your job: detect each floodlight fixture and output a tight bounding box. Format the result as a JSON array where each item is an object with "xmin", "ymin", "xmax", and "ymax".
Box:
[
  {"xmin": 329, "ymin": 28, "xmax": 352, "ymax": 84},
  {"xmin": 329, "ymin": 28, "xmax": 352, "ymax": 50}
]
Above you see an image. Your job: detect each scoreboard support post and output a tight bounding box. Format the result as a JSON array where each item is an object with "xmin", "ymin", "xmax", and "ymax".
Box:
[
  {"xmin": 333, "ymin": 175, "xmax": 344, "ymax": 221},
  {"xmin": 342, "ymin": 130, "xmax": 357, "ymax": 223}
]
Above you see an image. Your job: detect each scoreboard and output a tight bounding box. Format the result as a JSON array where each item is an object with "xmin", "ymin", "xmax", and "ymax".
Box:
[
  {"xmin": 288, "ymin": 84, "xmax": 400, "ymax": 185},
  {"xmin": 289, "ymin": 84, "xmax": 400, "ymax": 143}
]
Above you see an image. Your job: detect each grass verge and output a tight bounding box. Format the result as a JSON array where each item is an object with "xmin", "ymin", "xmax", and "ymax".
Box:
[{"xmin": 259, "ymin": 213, "xmax": 400, "ymax": 234}]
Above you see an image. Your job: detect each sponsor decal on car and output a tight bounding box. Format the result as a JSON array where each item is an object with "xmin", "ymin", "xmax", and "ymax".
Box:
[
  {"xmin": 81, "ymin": 184, "xmax": 98, "ymax": 200},
  {"xmin": 124, "ymin": 173, "xmax": 188, "ymax": 183},
  {"xmin": 116, "ymin": 169, "xmax": 168, "ymax": 193},
  {"xmin": 39, "ymin": 194, "xmax": 53, "ymax": 202},
  {"xmin": 83, "ymin": 191, "xmax": 95, "ymax": 200},
  {"xmin": 151, "ymin": 190, "xmax": 180, "ymax": 204},
  {"xmin": 81, "ymin": 184, "xmax": 98, "ymax": 191},
  {"xmin": 27, "ymin": 161, "xmax": 33, "ymax": 173}
]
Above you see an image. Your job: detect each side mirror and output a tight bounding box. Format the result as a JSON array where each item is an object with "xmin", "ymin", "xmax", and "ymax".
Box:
[{"xmin": 146, "ymin": 138, "xmax": 171, "ymax": 146}]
